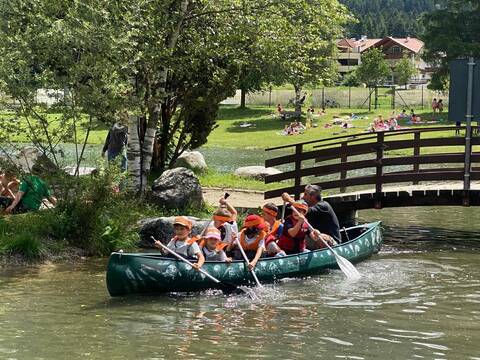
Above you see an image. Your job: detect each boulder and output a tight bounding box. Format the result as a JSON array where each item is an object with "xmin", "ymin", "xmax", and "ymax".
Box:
[
  {"xmin": 174, "ymin": 151, "xmax": 207, "ymax": 173},
  {"xmin": 138, "ymin": 216, "xmax": 211, "ymax": 248},
  {"xmin": 14, "ymin": 147, "xmax": 59, "ymax": 174},
  {"xmin": 234, "ymin": 166, "xmax": 282, "ymax": 181},
  {"xmin": 150, "ymin": 167, "xmax": 204, "ymax": 210}
]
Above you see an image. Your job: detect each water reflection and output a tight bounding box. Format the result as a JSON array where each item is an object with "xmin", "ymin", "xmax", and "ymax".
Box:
[{"xmin": 1, "ymin": 207, "xmax": 480, "ymax": 359}]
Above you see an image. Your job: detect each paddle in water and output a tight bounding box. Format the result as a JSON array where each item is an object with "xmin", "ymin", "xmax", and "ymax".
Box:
[
  {"xmin": 287, "ymin": 202, "xmax": 361, "ymax": 281},
  {"xmin": 234, "ymin": 237, "xmax": 263, "ymax": 288},
  {"xmin": 151, "ymin": 236, "xmax": 258, "ymax": 299}
]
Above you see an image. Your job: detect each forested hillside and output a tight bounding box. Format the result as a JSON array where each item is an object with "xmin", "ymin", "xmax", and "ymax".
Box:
[{"xmin": 341, "ymin": 0, "xmax": 436, "ymax": 38}]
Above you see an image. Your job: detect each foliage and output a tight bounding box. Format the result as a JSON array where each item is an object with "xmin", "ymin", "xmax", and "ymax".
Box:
[
  {"xmin": 341, "ymin": 0, "xmax": 435, "ymax": 37},
  {"xmin": 356, "ymin": 48, "xmax": 392, "ymax": 87},
  {"xmin": 395, "ymin": 55, "xmax": 418, "ymax": 86},
  {"xmin": 341, "ymin": 70, "xmax": 361, "ymax": 87},
  {"xmin": 422, "ymin": 0, "xmax": 480, "ymax": 91}
]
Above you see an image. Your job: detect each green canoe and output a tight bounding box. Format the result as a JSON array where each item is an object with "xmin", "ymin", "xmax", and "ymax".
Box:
[{"xmin": 106, "ymin": 221, "xmax": 382, "ymax": 296}]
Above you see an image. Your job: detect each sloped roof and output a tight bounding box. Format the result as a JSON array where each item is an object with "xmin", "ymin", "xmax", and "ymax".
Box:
[{"xmin": 364, "ymin": 36, "xmax": 424, "ymax": 54}]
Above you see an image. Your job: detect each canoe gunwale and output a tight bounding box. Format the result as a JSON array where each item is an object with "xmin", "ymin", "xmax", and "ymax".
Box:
[{"xmin": 112, "ymin": 221, "xmax": 382, "ymax": 265}]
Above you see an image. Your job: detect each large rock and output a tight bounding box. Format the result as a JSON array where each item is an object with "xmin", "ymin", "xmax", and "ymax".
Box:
[
  {"xmin": 234, "ymin": 166, "xmax": 282, "ymax": 180},
  {"xmin": 14, "ymin": 147, "xmax": 59, "ymax": 174},
  {"xmin": 150, "ymin": 167, "xmax": 204, "ymax": 209},
  {"xmin": 138, "ymin": 216, "xmax": 211, "ymax": 248},
  {"xmin": 174, "ymin": 151, "xmax": 207, "ymax": 173}
]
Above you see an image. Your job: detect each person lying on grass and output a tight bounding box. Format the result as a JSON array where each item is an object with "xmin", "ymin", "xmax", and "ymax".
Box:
[
  {"xmin": 0, "ymin": 169, "xmax": 19, "ymax": 199},
  {"xmin": 262, "ymin": 203, "xmax": 286, "ymax": 257},
  {"xmin": 200, "ymin": 227, "xmax": 232, "ymax": 262},
  {"xmin": 227, "ymin": 214, "xmax": 266, "ymax": 270},
  {"xmin": 154, "ymin": 216, "xmax": 205, "ymax": 270}
]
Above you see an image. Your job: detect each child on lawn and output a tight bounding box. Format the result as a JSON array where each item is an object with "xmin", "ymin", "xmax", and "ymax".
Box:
[
  {"xmin": 153, "ymin": 216, "xmax": 205, "ymax": 270},
  {"xmin": 227, "ymin": 214, "xmax": 266, "ymax": 270}
]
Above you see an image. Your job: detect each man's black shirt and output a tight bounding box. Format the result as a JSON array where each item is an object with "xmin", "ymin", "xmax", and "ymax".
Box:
[{"xmin": 306, "ymin": 200, "xmax": 341, "ymax": 242}]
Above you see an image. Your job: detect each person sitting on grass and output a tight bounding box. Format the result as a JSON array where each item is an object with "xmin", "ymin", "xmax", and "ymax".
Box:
[
  {"xmin": 154, "ymin": 216, "xmax": 205, "ymax": 270},
  {"xmin": 262, "ymin": 203, "xmax": 286, "ymax": 257},
  {"xmin": 4, "ymin": 171, "xmax": 56, "ymax": 214},
  {"xmin": 227, "ymin": 214, "xmax": 266, "ymax": 270},
  {"xmin": 200, "ymin": 227, "xmax": 231, "ymax": 262},
  {"xmin": 0, "ymin": 169, "xmax": 19, "ymax": 199}
]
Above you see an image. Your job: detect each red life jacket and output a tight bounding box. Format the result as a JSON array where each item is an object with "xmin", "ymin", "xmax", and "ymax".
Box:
[
  {"xmin": 239, "ymin": 230, "xmax": 266, "ymax": 251},
  {"xmin": 277, "ymin": 217, "xmax": 309, "ymax": 253}
]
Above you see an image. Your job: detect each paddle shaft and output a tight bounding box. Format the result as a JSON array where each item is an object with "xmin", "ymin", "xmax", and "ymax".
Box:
[
  {"xmin": 235, "ymin": 238, "xmax": 262, "ymax": 287},
  {"xmin": 152, "ymin": 237, "xmax": 220, "ymax": 284}
]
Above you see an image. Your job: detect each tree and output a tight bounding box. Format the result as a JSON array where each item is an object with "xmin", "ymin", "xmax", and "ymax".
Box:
[
  {"xmin": 356, "ymin": 48, "xmax": 391, "ymax": 109},
  {"xmin": 395, "ymin": 55, "xmax": 417, "ymax": 88},
  {"xmin": 422, "ymin": 0, "xmax": 480, "ymax": 91},
  {"xmin": 271, "ymin": 0, "xmax": 351, "ymax": 112},
  {"xmin": 0, "ymin": 0, "xmax": 124, "ymax": 173}
]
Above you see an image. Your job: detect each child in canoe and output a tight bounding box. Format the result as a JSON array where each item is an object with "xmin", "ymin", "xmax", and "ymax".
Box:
[
  {"xmin": 153, "ymin": 216, "xmax": 205, "ymax": 270},
  {"xmin": 200, "ymin": 227, "xmax": 231, "ymax": 262},
  {"xmin": 213, "ymin": 196, "xmax": 239, "ymax": 247},
  {"xmin": 277, "ymin": 201, "xmax": 312, "ymax": 255},
  {"xmin": 262, "ymin": 203, "xmax": 286, "ymax": 257},
  {"xmin": 227, "ymin": 214, "xmax": 266, "ymax": 270}
]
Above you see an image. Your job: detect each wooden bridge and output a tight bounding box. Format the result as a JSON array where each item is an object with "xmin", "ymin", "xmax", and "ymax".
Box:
[{"xmin": 264, "ymin": 126, "xmax": 480, "ymax": 216}]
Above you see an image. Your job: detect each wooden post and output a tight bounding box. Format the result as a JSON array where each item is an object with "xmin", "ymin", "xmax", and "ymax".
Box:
[
  {"xmin": 463, "ymin": 57, "xmax": 475, "ymax": 206},
  {"xmin": 340, "ymin": 141, "xmax": 348, "ymax": 193},
  {"xmin": 374, "ymin": 132, "xmax": 384, "ymax": 209},
  {"xmin": 413, "ymin": 132, "xmax": 420, "ymax": 185},
  {"xmin": 294, "ymin": 144, "xmax": 303, "ymax": 200}
]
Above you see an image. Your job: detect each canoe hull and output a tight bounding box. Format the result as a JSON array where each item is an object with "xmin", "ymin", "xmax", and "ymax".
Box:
[{"xmin": 106, "ymin": 221, "xmax": 382, "ymax": 296}]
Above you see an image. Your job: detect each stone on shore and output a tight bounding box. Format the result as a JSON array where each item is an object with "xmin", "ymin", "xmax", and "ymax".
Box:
[
  {"xmin": 174, "ymin": 151, "xmax": 207, "ymax": 173},
  {"xmin": 150, "ymin": 167, "xmax": 204, "ymax": 210},
  {"xmin": 234, "ymin": 166, "xmax": 282, "ymax": 180},
  {"xmin": 138, "ymin": 216, "xmax": 211, "ymax": 247}
]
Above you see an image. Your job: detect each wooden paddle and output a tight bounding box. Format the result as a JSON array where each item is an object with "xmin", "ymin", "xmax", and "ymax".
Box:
[
  {"xmin": 234, "ymin": 237, "xmax": 263, "ymax": 287},
  {"xmin": 287, "ymin": 203, "xmax": 361, "ymax": 281},
  {"xmin": 152, "ymin": 236, "xmax": 257, "ymax": 298}
]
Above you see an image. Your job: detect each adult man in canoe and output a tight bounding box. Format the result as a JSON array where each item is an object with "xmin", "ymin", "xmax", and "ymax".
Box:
[{"xmin": 282, "ymin": 184, "xmax": 341, "ymax": 245}]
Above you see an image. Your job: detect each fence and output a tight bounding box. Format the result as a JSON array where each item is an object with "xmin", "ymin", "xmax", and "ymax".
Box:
[
  {"xmin": 223, "ymin": 87, "xmax": 449, "ymax": 110},
  {"xmin": 264, "ymin": 126, "xmax": 477, "ymax": 206}
]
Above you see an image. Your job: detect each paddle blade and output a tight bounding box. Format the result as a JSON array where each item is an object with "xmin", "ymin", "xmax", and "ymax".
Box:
[{"xmin": 333, "ymin": 253, "xmax": 362, "ymax": 280}]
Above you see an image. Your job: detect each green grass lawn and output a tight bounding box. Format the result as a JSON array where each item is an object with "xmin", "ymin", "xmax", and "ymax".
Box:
[{"xmin": 206, "ymin": 105, "xmax": 452, "ymax": 150}]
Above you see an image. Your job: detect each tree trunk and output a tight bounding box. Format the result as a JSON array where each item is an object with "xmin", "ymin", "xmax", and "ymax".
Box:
[
  {"xmin": 127, "ymin": 115, "xmax": 142, "ymax": 193},
  {"xmin": 374, "ymin": 86, "xmax": 379, "ymax": 110},
  {"xmin": 294, "ymin": 85, "xmax": 302, "ymax": 113},
  {"xmin": 135, "ymin": 0, "xmax": 190, "ymax": 192},
  {"xmin": 240, "ymin": 88, "xmax": 246, "ymax": 108}
]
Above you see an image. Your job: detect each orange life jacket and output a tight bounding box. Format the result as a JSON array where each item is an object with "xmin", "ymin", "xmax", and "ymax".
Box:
[
  {"xmin": 267, "ymin": 220, "xmax": 282, "ymax": 239},
  {"xmin": 172, "ymin": 236, "xmax": 198, "ymax": 245},
  {"xmin": 239, "ymin": 230, "xmax": 266, "ymax": 251}
]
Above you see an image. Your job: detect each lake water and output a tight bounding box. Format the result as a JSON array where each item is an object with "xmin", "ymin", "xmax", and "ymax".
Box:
[{"xmin": 1, "ymin": 206, "xmax": 480, "ymax": 359}]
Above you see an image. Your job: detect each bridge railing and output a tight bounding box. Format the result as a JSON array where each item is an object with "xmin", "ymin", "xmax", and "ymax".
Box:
[{"xmin": 264, "ymin": 126, "xmax": 479, "ymax": 205}]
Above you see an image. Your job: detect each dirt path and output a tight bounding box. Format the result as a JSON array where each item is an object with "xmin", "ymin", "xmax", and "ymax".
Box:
[{"xmin": 202, "ymin": 187, "xmax": 281, "ymax": 209}]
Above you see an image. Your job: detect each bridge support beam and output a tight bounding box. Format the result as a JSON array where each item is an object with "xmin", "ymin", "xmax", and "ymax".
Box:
[{"xmin": 336, "ymin": 209, "xmax": 358, "ymax": 228}]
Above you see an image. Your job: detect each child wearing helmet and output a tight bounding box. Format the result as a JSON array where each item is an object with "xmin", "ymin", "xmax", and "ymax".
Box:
[
  {"xmin": 227, "ymin": 214, "xmax": 266, "ymax": 270},
  {"xmin": 277, "ymin": 201, "xmax": 311, "ymax": 255},
  {"xmin": 200, "ymin": 227, "xmax": 231, "ymax": 262},
  {"xmin": 153, "ymin": 216, "xmax": 205, "ymax": 270}
]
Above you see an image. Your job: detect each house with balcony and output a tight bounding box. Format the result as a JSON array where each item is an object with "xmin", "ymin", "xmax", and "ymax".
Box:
[{"xmin": 336, "ymin": 36, "xmax": 430, "ymax": 84}]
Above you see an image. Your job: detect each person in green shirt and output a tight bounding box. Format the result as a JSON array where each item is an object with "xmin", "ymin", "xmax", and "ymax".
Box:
[{"xmin": 5, "ymin": 175, "xmax": 56, "ymax": 214}]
